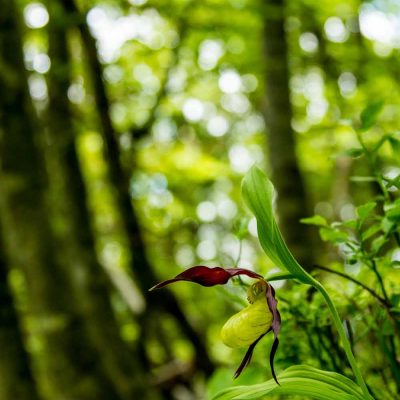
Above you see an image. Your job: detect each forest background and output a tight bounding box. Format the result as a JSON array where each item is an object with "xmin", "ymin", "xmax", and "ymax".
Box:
[{"xmin": 0, "ymin": 0, "xmax": 399, "ymax": 399}]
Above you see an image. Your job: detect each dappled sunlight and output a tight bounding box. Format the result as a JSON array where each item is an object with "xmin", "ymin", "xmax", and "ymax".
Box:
[{"xmin": 23, "ymin": 2, "xmax": 49, "ymax": 29}]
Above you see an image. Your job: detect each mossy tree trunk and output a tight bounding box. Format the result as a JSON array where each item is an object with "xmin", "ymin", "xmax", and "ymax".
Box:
[
  {"xmin": 60, "ymin": 0, "xmax": 214, "ymax": 376},
  {"xmin": 0, "ymin": 233, "xmax": 40, "ymax": 400},
  {"xmin": 262, "ymin": 0, "xmax": 314, "ymax": 268},
  {"xmin": 44, "ymin": 1, "xmax": 149, "ymax": 398},
  {"xmin": 0, "ymin": 1, "xmax": 122, "ymax": 398}
]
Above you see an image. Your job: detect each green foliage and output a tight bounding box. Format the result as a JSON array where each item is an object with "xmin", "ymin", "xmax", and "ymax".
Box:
[
  {"xmin": 213, "ymin": 365, "xmax": 366, "ymax": 400},
  {"xmin": 300, "ymin": 215, "xmax": 328, "ymax": 226},
  {"xmin": 296, "ymin": 106, "xmax": 400, "ymax": 398},
  {"xmin": 240, "ymin": 166, "xmax": 373, "ymax": 399},
  {"xmin": 359, "ymin": 101, "xmax": 384, "ymax": 132},
  {"xmin": 342, "ymin": 148, "xmax": 365, "ymax": 158},
  {"xmin": 242, "ymin": 167, "xmax": 314, "ymax": 285},
  {"xmin": 224, "ymin": 100, "xmax": 400, "ymax": 397}
]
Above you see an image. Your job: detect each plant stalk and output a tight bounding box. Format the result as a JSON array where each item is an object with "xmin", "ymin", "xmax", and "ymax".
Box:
[{"xmin": 313, "ymin": 280, "xmax": 373, "ymax": 399}]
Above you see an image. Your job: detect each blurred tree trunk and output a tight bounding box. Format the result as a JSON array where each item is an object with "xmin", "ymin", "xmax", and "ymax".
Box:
[
  {"xmin": 0, "ymin": 1, "xmax": 123, "ymax": 398},
  {"xmin": 262, "ymin": 0, "xmax": 314, "ymax": 268},
  {"xmin": 61, "ymin": 0, "xmax": 214, "ymax": 376},
  {"xmin": 0, "ymin": 233, "xmax": 40, "ymax": 400},
  {"xmin": 44, "ymin": 1, "xmax": 148, "ymax": 398}
]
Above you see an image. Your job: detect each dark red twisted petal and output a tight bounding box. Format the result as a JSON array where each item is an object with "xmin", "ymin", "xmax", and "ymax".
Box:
[
  {"xmin": 233, "ymin": 282, "xmax": 281, "ymax": 382},
  {"xmin": 266, "ymin": 283, "xmax": 281, "ymax": 385},
  {"xmin": 234, "ymin": 328, "xmax": 271, "ymax": 379},
  {"xmin": 149, "ymin": 266, "xmax": 262, "ymax": 291}
]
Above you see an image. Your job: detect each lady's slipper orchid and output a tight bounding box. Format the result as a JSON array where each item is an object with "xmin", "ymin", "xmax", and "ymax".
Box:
[{"xmin": 150, "ymin": 265, "xmax": 281, "ymax": 384}]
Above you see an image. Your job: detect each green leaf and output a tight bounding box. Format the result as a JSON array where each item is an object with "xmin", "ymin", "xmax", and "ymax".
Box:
[
  {"xmin": 319, "ymin": 227, "xmax": 349, "ymax": 243},
  {"xmin": 388, "ymin": 136, "xmax": 400, "ymax": 154},
  {"xmin": 338, "ymin": 219, "xmax": 358, "ymax": 229},
  {"xmin": 212, "ymin": 365, "xmax": 367, "ymax": 400},
  {"xmin": 360, "ymin": 101, "xmax": 384, "ymax": 131},
  {"xmin": 391, "ymin": 294, "xmax": 400, "ymax": 308},
  {"xmin": 241, "ymin": 167, "xmax": 313, "ymax": 285},
  {"xmin": 207, "ymin": 366, "xmax": 265, "ymax": 399},
  {"xmin": 301, "ymin": 215, "xmax": 328, "ymax": 226},
  {"xmin": 350, "ymin": 176, "xmax": 377, "ymax": 183},
  {"xmin": 265, "ymin": 272, "xmax": 296, "ymax": 282},
  {"xmin": 381, "ymin": 217, "xmax": 395, "ymax": 233},
  {"xmin": 280, "ymin": 366, "xmax": 366, "ymax": 399},
  {"xmin": 235, "ymin": 217, "xmax": 249, "ymax": 240},
  {"xmin": 372, "ymin": 134, "xmax": 390, "ymax": 152},
  {"xmin": 385, "ymin": 174, "xmax": 400, "ymax": 189},
  {"xmin": 371, "ymin": 236, "xmax": 387, "ymax": 253},
  {"xmin": 361, "ymin": 223, "xmax": 381, "ymax": 241},
  {"xmin": 342, "ymin": 148, "xmax": 364, "ymax": 158},
  {"xmin": 381, "ymin": 319, "xmax": 394, "ymax": 336},
  {"xmin": 356, "ymin": 202, "xmax": 376, "ymax": 223},
  {"xmin": 385, "ymin": 201, "xmax": 400, "ymax": 222}
]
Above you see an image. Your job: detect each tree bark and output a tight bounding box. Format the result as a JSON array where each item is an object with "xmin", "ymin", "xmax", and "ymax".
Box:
[
  {"xmin": 61, "ymin": 0, "xmax": 214, "ymax": 376},
  {"xmin": 0, "ymin": 232, "xmax": 40, "ymax": 400},
  {"xmin": 0, "ymin": 2, "xmax": 122, "ymax": 398},
  {"xmin": 44, "ymin": 1, "xmax": 148, "ymax": 398},
  {"xmin": 262, "ymin": 0, "xmax": 314, "ymax": 268}
]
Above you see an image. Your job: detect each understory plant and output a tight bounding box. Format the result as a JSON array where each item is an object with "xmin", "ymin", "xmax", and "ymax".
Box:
[
  {"xmin": 152, "ymin": 166, "xmax": 372, "ymax": 400},
  {"xmin": 151, "ymin": 104, "xmax": 399, "ymax": 399},
  {"xmin": 300, "ymin": 102, "xmax": 400, "ymax": 399},
  {"xmin": 215, "ymin": 166, "xmax": 374, "ymax": 400}
]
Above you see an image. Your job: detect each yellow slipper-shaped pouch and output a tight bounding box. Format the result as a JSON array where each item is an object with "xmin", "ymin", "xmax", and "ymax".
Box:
[{"xmin": 221, "ymin": 297, "xmax": 273, "ymax": 348}]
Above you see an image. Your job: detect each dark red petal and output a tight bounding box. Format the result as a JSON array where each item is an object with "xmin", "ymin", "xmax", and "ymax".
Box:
[
  {"xmin": 149, "ymin": 266, "xmax": 262, "ymax": 291},
  {"xmin": 269, "ymin": 336, "xmax": 280, "ymax": 385},
  {"xmin": 266, "ymin": 283, "xmax": 281, "ymax": 385},
  {"xmin": 234, "ymin": 329, "xmax": 271, "ymax": 379},
  {"xmin": 225, "ymin": 268, "xmax": 263, "ymax": 280}
]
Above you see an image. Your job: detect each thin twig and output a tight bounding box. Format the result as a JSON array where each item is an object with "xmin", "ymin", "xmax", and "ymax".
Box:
[
  {"xmin": 370, "ymin": 259, "xmax": 390, "ymax": 303},
  {"xmin": 313, "ymin": 264, "xmax": 390, "ymax": 307}
]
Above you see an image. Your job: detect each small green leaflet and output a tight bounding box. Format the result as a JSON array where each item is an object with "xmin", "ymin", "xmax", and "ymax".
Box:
[
  {"xmin": 300, "ymin": 215, "xmax": 328, "ymax": 227},
  {"xmin": 360, "ymin": 101, "xmax": 384, "ymax": 131},
  {"xmin": 356, "ymin": 202, "xmax": 376, "ymax": 222}
]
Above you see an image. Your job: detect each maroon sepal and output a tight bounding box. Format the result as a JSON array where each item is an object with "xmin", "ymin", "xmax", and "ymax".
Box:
[
  {"xmin": 233, "ymin": 283, "xmax": 281, "ymax": 383},
  {"xmin": 234, "ymin": 329, "xmax": 270, "ymax": 379},
  {"xmin": 149, "ymin": 266, "xmax": 262, "ymax": 291},
  {"xmin": 266, "ymin": 283, "xmax": 281, "ymax": 385}
]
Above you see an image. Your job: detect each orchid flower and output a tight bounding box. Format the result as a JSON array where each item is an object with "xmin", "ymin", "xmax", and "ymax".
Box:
[{"xmin": 150, "ymin": 265, "xmax": 281, "ymax": 383}]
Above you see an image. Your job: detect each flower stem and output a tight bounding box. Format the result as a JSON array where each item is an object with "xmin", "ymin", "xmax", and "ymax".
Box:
[{"xmin": 313, "ymin": 280, "xmax": 373, "ymax": 399}]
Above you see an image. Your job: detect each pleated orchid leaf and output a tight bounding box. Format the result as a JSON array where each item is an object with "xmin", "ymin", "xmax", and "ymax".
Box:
[
  {"xmin": 212, "ymin": 365, "xmax": 369, "ymax": 400},
  {"xmin": 241, "ymin": 166, "xmax": 314, "ymax": 285}
]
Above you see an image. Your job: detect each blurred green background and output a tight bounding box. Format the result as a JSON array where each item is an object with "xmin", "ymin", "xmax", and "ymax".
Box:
[{"xmin": 0, "ymin": 0, "xmax": 399, "ymax": 398}]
